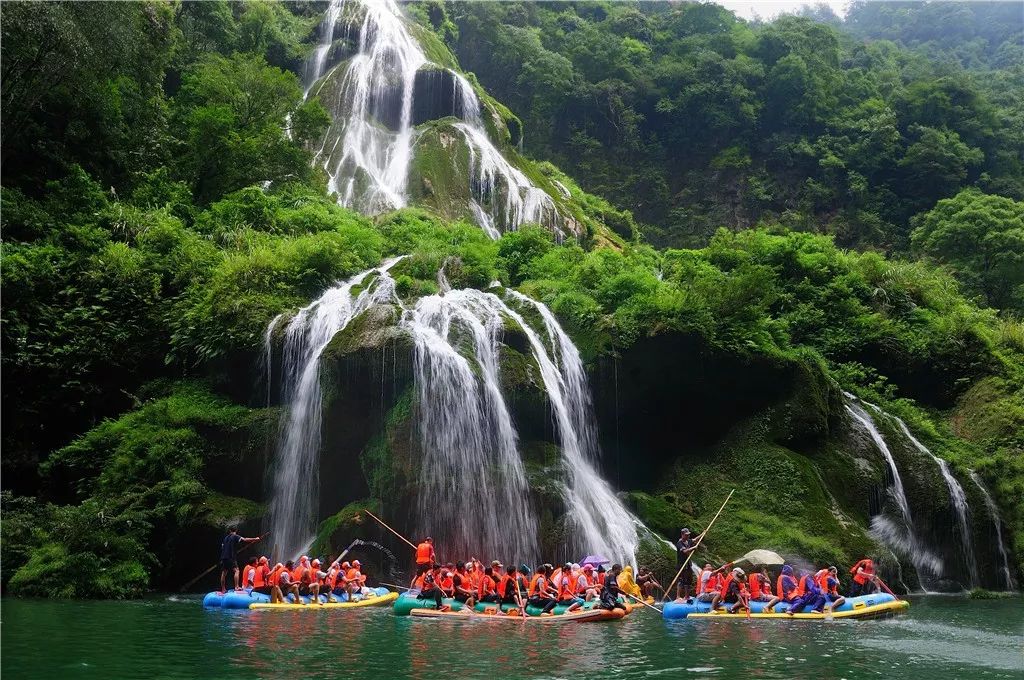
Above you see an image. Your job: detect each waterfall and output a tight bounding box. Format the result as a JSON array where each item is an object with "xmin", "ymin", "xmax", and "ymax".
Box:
[
  {"xmin": 505, "ymin": 290, "xmax": 639, "ymax": 565},
  {"xmin": 263, "ymin": 313, "xmax": 282, "ymax": 407},
  {"xmin": 844, "ymin": 394, "xmax": 940, "ymax": 589},
  {"xmin": 888, "ymin": 414, "xmax": 979, "ymax": 587},
  {"xmin": 968, "ymin": 470, "xmax": 1016, "ymax": 590},
  {"xmin": 401, "ymin": 288, "xmax": 539, "ymax": 561},
  {"xmin": 305, "ymin": 0, "xmax": 560, "ymax": 235},
  {"xmin": 266, "ymin": 257, "xmax": 403, "ymax": 560}
]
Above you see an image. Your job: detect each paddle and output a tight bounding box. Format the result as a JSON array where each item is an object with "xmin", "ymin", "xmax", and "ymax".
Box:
[
  {"xmin": 179, "ymin": 532, "xmax": 269, "ymax": 592},
  {"xmin": 380, "ymin": 581, "xmax": 413, "ymax": 592},
  {"xmin": 623, "ymin": 591, "xmax": 663, "ymax": 614},
  {"xmin": 663, "ymin": 489, "xmax": 735, "ymax": 602},
  {"xmin": 875, "ymin": 576, "xmax": 897, "ymax": 597},
  {"xmin": 361, "ymin": 509, "xmax": 417, "ymax": 550}
]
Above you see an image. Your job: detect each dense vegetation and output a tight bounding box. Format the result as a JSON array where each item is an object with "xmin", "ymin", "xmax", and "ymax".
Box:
[
  {"xmin": 427, "ymin": 0, "xmax": 1024, "ymax": 313},
  {"xmin": 1, "ymin": 1, "xmax": 1021, "ymax": 597}
]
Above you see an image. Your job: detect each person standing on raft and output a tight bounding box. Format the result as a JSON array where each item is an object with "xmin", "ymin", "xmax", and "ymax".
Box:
[
  {"xmin": 848, "ymin": 558, "xmax": 879, "ymax": 596},
  {"xmin": 219, "ymin": 526, "xmax": 260, "ymax": 593},
  {"xmin": 412, "ymin": 537, "xmax": 435, "ymax": 586},
  {"xmin": 675, "ymin": 528, "xmax": 697, "ymax": 601}
]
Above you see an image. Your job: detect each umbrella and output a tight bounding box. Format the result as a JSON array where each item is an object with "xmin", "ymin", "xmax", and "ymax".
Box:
[
  {"xmin": 579, "ymin": 555, "xmax": 610, "ymax": 568},
  {"xmin": 735, "ymin": 549, "xmax": 785, "ymax": 567}
]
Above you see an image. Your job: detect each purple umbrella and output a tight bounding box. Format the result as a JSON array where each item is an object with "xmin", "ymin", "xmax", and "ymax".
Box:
[{"xmin": 579, "ymin": 555, "xmax": 610, "ymax": 568}]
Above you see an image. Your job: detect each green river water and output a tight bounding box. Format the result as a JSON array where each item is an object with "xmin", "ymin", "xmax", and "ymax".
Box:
[{"xmin": 2, "ymin": 595, "xmax": 1021, "ymax": 679}]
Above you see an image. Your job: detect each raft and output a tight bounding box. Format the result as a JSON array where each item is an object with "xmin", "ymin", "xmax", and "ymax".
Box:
[
  {"xmin": 662, "ymin": 593, "xmax": 909, "ymax": 620},
  {"xmin": 409, "ymin": 606, "xmax": 625, "ymax": 623},
  {"xmin": 203, "ymin": 586, "xmax": 394, "ymax": 610},
  {"xmin": 392, "ymin": 592, "xmax": 633, "ymax": 617}
]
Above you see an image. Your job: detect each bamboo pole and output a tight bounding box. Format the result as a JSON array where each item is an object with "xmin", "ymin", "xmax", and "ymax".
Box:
[
  {"xmin": 662, "ymin": 489, "xmax": 735, "ymax": 602},
  {"xmin": 362, "ymin": 509, "xmax": 417, "ymax": 550}
]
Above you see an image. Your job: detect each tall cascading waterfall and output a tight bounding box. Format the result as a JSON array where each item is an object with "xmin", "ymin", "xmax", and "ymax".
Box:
[
  {"xmin": 401, "ymin": 288, "xmax": 539, "ymax": 561},
  {"xmin": 968, "ymin": 470, "xmax": 1016, "ymax": 590},
  {"xmin": 304, "ymin": 0, "xmax": 559, "ymax": 235},
  {"xmin": 884, "ymin": 410, "xmax": 979, "ymax": 588},
  {"xmin": 844, "ymin": 394, "xmax": 943, "ymax": 590},
  {"xmin": 266, "ymin": 257, "xmax": 404, "ymax": 560}
]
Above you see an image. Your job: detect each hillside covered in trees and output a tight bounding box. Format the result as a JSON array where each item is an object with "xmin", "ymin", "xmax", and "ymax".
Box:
[{"xmin": 1, "ymin": 1, "xmax": 1021, "ymax": 598}]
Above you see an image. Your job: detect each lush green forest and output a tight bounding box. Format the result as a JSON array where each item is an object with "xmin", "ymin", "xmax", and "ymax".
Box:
[{"xmin": 1, "ymin": 1, "xmax": 1021, "ymax": 598}]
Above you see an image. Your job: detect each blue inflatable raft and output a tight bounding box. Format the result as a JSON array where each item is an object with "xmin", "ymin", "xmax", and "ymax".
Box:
[
  {"xmin": 663, "ymin": 592, "xmax": 909, "ymax": 620},
  {"xmin": 203, "ymin": 586, "xmax": 392, "ymax": 609}
]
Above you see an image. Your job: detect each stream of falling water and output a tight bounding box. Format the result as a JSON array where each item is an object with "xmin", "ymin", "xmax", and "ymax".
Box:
[{"xmin": 968, "ymin": 470, "xmax": 1016, "ymax": 590}]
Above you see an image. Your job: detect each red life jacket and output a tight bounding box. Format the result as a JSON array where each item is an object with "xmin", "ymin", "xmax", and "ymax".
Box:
[
  {"xmin": 415, "ymin": 542, "xmax": 433, "ymax": 565},
  {"xmin": 556, "ymin": 574, "xmax": 575, "ymax": 600},
  {"xmin": 697, "ymin": 568, "xmax": 712, "ymax": 594},
  {"xmin": 440, "ymin": 572, "xmax": 454, "ymax": 591},
  {"xmin": 498, "ymin": 574, "xmax": 516, "ymax": 599},
  {"xmin": 852, "ymin": 559, "xmax": 874, "ymax": 585},
  {"xmin": 243, "ymin": 565, "xmax": 256, "ymax": 588},
  {"xmin": 749, "ymin": 574, "xmax": 763, "ymax": 598},
  {"xmin": 478, "ymin": 574, "xmax": 496, "ymax": 598},
  {"xmin": 718, "ymin": 573, "xmax": 734, "ymax": 596},
  {"xmin": 269, "ymin": 566, "xmax": 283, "ymax": 587},
  {"xmin": 528, "ymin": 574, "xmax": 545, "ymax": 597},
  {"xmin": 706, "ymin": 573, "xmax": 720, "ymax": 593}
]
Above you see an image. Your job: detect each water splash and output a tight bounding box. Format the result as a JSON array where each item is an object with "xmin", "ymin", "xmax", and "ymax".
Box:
[
  {"xmin": 266, "ymin": 257, "xmax": 404, "ymax": 560},
  {"xmin": 968, "ymin": 470, "xmax": 1016, "ymax": 590}
]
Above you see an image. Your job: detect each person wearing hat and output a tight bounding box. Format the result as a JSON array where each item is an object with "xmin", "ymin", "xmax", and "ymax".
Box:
[
  {"xmin": 577, "ymin": 564, "xmax": 600, "ymax": 601},
  {"xmin": 307, "ymin": 558, "xmax": 334, "ymax": 603},
  {"xmin": 675, "ymin": 528, "xmax": 697, "ymax": 601},
  {"xmin": 710, "ymin": 567, "xmax": 749, "ymax": 613},
  {"xmin": 764, "ymin": 564, "xmax": 798, "ymax": 612}
]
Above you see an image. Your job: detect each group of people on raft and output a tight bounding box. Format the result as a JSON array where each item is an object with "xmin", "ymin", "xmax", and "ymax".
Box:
[
  {"xmin": 244, "ymin": 554, "xmax": 375, "ymax": 604},
  {"xmin": 408, "ymin": 537, "xmax": 636, "ymax": 615}
]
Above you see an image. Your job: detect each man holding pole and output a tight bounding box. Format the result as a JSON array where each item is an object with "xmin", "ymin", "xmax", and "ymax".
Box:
[
  {"xmin": 675, "ymin": 528, "xmax": 697, "ymax": 601},
  {"xmin": 219, "ymin": 526, "xmax": 261, "ymax": 593}
]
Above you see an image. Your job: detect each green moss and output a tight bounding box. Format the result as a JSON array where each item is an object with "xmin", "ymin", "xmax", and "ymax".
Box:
[
  {"xmin": 627, "ymin": 492, "xmax": 687, "ymax": 538},
  {"xmin": 360, "ymin": 388, "xmax": 415, "ymax": 503},
  {"xmin": 195, "ymin": 492, "xmax": 263, "ymax": 527},
  {"xmin": 407, "ymin": 22, "xmax": 457, "ymax": 69},
  {"xmin": 310, "ymin": 499, "xmax": 382, "ymax": 557}
]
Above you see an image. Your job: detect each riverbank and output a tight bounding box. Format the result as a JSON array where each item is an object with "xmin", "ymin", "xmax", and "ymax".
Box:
[{"xmin": 2, "ymin": 594, "xmax": 1020, "ymax": 679}]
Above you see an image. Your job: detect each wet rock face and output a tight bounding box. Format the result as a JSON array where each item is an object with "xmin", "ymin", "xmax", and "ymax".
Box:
[{"xmin": 411, "ymin": 68, "xmax": 480, "ymax": 126}]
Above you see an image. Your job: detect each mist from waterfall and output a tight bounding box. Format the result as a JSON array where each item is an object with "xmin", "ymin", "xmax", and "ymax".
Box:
[
  {"xmin": 266, "ymin": 257, "xmax": 403, "ymax": 560},
  {"xmin": 304, "ymin": 0, "xmax": 559, "ymax": 235}
]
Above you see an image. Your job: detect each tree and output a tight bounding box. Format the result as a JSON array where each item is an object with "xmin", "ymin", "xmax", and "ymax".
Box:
[
  {"xmin": 911, "ymin": 189, "xmax": 1024, "ymax": 312},
  {"xmin": 899, "ymin": 125, "xmax": 984, "ymax": 208}
]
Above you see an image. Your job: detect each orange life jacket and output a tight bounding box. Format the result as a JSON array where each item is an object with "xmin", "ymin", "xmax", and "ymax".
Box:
[
  {"xmin": 440, "ymin": 572, "xmax": 454, "ymax": 591},
  {"xmin": 793, "ymin": 574, "xmax": 811, "ymax": 598},
  {"xmin": 346, "ymin": 568, "xmax": 362, "ymax": 584},
  {"xmin": 291, "ymin": 565, "xmax": 307, "ymax": 584},
  {"xmin": 851, "ymin": 559, "xmax": 874, "ymax": 585},
  {"xmin": 556, "ymin": 574, "xmax": 576, "ymax": 600},
  {"xmin": 718, "ymin": 573, "xmax": 734, "ymax": 596},
  {"xmin": 478, "ymin": 574, "xmax": 496, "ymax": 598},
  {"xmin": 242, "ymin": 565, "xmax": 256, "ymax": 588},
  {"xmin": 815, "ymin": 569, "xmax": 830, "ymax": 592},
  {"xmin": 269, "ymin": 566, "xmax": 283, "ymax": 587},
  {"xmin": 697, "ymin": 568, "xmax": 712, "ymax": 594},
  {"xmin": 498, "ymin": 574, "xmax": 515, "ymax": 599},
  {"xmin": 415, "ymin": 542, "xmax": 433, "ymax": 565},
  {"xmin": 528, "ymin": 574, "xmax": 545, "ymax": 597},
  {"xmin": 253, "ymin": 565, "xmax": 269, "ymax": 588},
  {"xmin": 749, "ymin": 574, "xmax": 763, "ymax": 598},
  {"xmin": 706, "ymin": 573, "xmax": 721, "ymax": 593}
]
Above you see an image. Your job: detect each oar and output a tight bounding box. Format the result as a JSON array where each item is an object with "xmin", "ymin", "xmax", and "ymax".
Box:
[
  {"xmin": 361, "ymin": 509, "xmax": 417, "ymax": 550},
  {"xmin": 623, "ymin": 591, "xmax": 663, "ymax": 614},
  {"xmin": 875, "ymin": 576, "xmax": 897, "ymax": 597},
  {"xmin": 663, "ymin": 489, "xmax": 735, "ymax": 602},
  {"xmin": 179, "ymin": 532, "xmax": 269, "ymax": 592},
  {"xmin": 380, "ymin": 581, "xmax": 413, "ymax": 592}
]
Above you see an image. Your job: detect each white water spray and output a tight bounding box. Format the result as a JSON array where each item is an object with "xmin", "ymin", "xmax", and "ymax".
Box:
[{"xmin": 266, "ymin": 257, "xmax": 403, "ymax": 560}]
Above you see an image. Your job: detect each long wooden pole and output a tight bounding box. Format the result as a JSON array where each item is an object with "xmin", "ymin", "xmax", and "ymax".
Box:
[
  {"xmin": 180, "ymin": 532, "xmax": 269, "ymax": 592},
  {"xmin": 623, "ymin": 591, "xmax": 663, "ymax": 614},
  {"xmin": 362, "ymin": 509, "xmax": 417, "ymax": 550},
  {"xmin": 662, "ymin": 489, "xmax": 735, "ymax": 602}
]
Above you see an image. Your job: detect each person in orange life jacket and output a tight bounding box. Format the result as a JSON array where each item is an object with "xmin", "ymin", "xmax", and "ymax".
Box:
[
  {"xmin": 251, "ymin": 556, "xmax": 273, "ymax": 595},
  {"xmin": 346, "ymin": 559, "xmax": 367, "ymax": 598},
  {"xmin": 498, "ymin": 564, "xmax": 522, "ymax": 605},
  {"xmin": 278, "ymin": 560, "xmax": 304, "ymax": 604},
  {"xmin": 219, "ymin": 526, "xmax": 260, "ymax": 593},
  {"xmin": 675, "ymin": 528, "xmax": 697, "ymax": 600},
  {"xmin": 786, "ymin": 569, "xmax": 826, "ymax": 615},
  {"xmin": 411, "ymin": 537, "xmax": 435, "ymax": 587},
  {"xmin": 241, "ymin": 557, "xmax": 258, "ymax": 589},
  {"xmin": 711, "ymin": 567, "xmax": 749, "ymax": 613},
  {"xmin": 414, "ymin": 565, "xmax": 445, "ymax": 610},
  {"xmin": 268, "ymin": 562, "xmax": 288, "ymax": 603},
  {"xmin": 478, "ymin": 565, "xmax": 501, "ymax": 603},
  {"xmin": 555, "ymin": 562, "xmax": 583, "ymax": 612},
  {"xmin": 307, "ymin": 558, "xmax": 334, "ymax": 603},
  {"xmin": 695, "ymin": 563, "xmax": 729, "ymax": 602},
  {"xmin": 848, "ymin": 558, "xmax": 879, "ymax": 597},
  {"xmin": 527, "ymin": 565, "xmax": 558, "ymax": 614},
  {"xmin": 818, "ymin": 566, "xmax": 846, "ymax": 610},
  {"xmin": 452, "ymin": 562, "xmax": 476, "ymax": 605},
  {"xmin": 599, "ymin": 564, "xmax": 628, "ymax": 612},
  {"xmin": 748, "ymin": 568, "xmax": 772, "ymax": 602},
  {"xmin": 764, "ymin": 564, "xmax": 798, "ymax": 612},
  {"xmin": 437, "ymin": 563, "xmax": 456, "ymax": 598},
  {"xmin": 291, "ymin": 555, "xmax": 311, "ymax": 595},
  {"xmin": 577, "ymin": 564, "xmax": 600, "ymax": 601}
]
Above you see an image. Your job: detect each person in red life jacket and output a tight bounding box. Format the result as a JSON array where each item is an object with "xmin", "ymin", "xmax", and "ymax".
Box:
[
  {"xmin": 326, "ymin": 561, "xmax": 346, "ymax": 597},
  {"xmin": 498, "ymin": 565, "xmax": 523, "ymax": 607},
  {"xmin": 291, "ymin": 555, "xmax": 310, "ymax": 595},
  {"xmin": 268, "ymin": 562, "xmax": 288, "ymax": 603},
  {"xmin": 786, "ymin": 569, "xmax": 826, "ymax": 615},
  {"xmin": 252, "ymin": 556, "xmax": 272, "ymax": 595},
  {"xmin": 820, "ymin": 566, "xmax": 846, "ymax": 610},
  {"xmin": 346, "ymin": 560, "xmax": 367, "ymax": 598},
  {"xmin": 415, "ymin": 564, "xmax": 445, "ymax": 610},
  {"xmin": 219, "ymin": 526, "xmax": 260, "ymax": 593},
  {"xmin": 306, "ymin": 558, "xmax": 332, "ymax": 603},
  {"xmin": 411, "ymin": 537, "xmax": 435, "ymax": 588},
  {"xmin": 278, "ymin": 560, "xmax": 304, "ymax": 604},
  {"xmin": 478, "ymin": 565, "xmax": 500, "ymax": 603},
  {"xmin": 241, "ymin": 557, "xmax": 258, "ymax": 589},
  {"xmin": 711, "ymin": 567, "xmax": 750, "ymax": 613},
  {"xmin": 764, "ymin": 564, "xmax": 798, "ymax": 612},
  {"xmin": 555, "ymin": 562, "xmax": 583, "ymax": 612},
  {"xmin": 848, "ymin": 558, "xmax": 879, "ymax": 597},
  {"xmin": 438, "ymin": 563, "xmax": 456, "ymax": 598},
  {"xmin": 695, "ymin": 563, "xmax": 730, "ymax": 602},
  {"xmin": 453, "ymin": 562, "xmax": 476, "ymax": 605},
  {"xmin": 527, "ymin": 565, "xmax": 558, "ymax": 615}
]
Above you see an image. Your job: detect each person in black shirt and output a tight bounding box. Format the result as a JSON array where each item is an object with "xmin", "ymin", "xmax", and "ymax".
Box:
[
  {"xmin": 599, "ymin": 564, "xmax": 627, "ymax": 612},
  {"xmin": 675, "ymin": 528, "xmax": 697, "ymax": 601},
  {"xmin": 219, "ymin": 526, "xmax": 260, "ymax": 593}
]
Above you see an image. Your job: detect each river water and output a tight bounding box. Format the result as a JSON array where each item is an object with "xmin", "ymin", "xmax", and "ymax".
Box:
[{"xmin": 2, "ymin": 596, "xmax": 1020, "ymax": 679}]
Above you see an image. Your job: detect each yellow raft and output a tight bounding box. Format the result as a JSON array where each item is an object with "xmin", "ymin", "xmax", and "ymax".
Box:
[
  {"xmin": 686, "ymin": 598, "xmax": 909, "ymax": 620},
  {"xmin": 249, "ymin": 591, "xmax": 398, "ymax": 610},
  {"xmin": 409, "ymin": 606, "xmax": 626, "ymax": 623}
]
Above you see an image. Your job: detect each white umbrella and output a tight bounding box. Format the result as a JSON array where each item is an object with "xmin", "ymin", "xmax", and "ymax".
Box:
[{"xmin": 735, "ymin": 549, "xmax": 785, "ymax": 567}]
